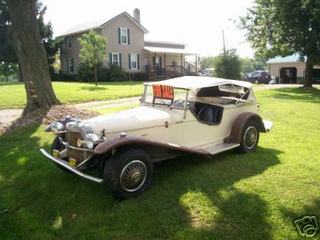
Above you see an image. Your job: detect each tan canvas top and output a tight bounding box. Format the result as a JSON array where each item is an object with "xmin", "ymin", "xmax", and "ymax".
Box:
[{"xmin": 145, "ymin": 76, "xmax": 252, "ymax": 90}]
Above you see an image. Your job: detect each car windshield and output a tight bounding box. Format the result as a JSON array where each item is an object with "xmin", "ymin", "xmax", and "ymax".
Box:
[
  {"xmin": 142, "ymin": 85, "xmax": 188, "ymax": 109},
  {"xmin": 248, "ymin": 71, "xmax": 260, "ymax": 77}
]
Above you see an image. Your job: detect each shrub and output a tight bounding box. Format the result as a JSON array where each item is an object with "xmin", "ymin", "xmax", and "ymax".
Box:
[
  {"xmin": 131, "ymin": 72, "xmax": 149, "ymax": 81},
  {"xmin": 98, "ymin": 67, "xmax": 111, "ymax": 82},
  {"xmin": 78, "ymin": 63, "xmax": 94, "ymax": 82},
  {"xmin": 55, "ymin": 72, "xmax": 79, "ymax": 82},
  {"xmin": 109, "ymin": 64, "xmax": 128, "ymax": 82}
]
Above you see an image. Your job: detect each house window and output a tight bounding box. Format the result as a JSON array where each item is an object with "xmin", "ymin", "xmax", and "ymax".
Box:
[
  {"xmin": 67, "ymin": 37, "xmax": 72, "ymax": 48},
  {"xmin": 130, "ymin": 54, "xmax": 138, "ymax": 70},
  {"xmin": 120, "ymin": 27, "xmax": 128, "ymax": 45},
  {"xmin": 112, "ymin": 53, "xmax": 120, "ymax": 66},
  {"xmin": 68, "ymin": 58, "xmax": 74, "ymax": 73}
]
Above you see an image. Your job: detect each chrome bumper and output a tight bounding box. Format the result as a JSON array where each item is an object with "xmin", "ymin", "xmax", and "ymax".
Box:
[
  {"xmin": 263, "ymin": 120, "xmax": 273, "ymax": 132},
  {"xmin": 40, "ymin": 148, "xmax": 103, "ymax": 184}
]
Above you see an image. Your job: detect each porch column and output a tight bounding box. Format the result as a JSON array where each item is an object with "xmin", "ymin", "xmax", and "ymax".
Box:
[
  {"xmin": 181, "ymin": 54, "xmax": 183, "ymax": 74},
  {"xmin": 195, "ymin": 54, "xmax": 198, "ymax": 73},
  {"xmin": 164, "ymin": 53, "xmax": 166, "ymax": 70}
]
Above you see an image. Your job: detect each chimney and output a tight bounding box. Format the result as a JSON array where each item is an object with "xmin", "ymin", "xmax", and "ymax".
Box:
[{"xmin": 133, "ymin": 8, "xmax": 140, "ymax": 23}]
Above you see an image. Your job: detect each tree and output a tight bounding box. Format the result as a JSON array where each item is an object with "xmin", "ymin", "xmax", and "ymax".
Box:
[
  {"xmin": 36, "ymin": 2, "xmax": 59, "ymax": 74},
  {"xmin": 0, "ymin": 0, "xmax": 58, "ymax": 80},
  {"xmin": 79, "ymin": 30, "xmax": 107, "ymax": 86},
  {"xmin": 214, "ymin": 49, "xmax": 241, "ymax": 80},
  {"xmin": 241, "ymin": 0, "xmax": 320, "ymax": 87},
  {"xmin": 0, "ymin": 0, "xmax": 15, "ymax": 63},
  {"xmin": 6, "ymin": 0, "xmax": 59, "ymax": 113},
  {"xmin": 0, "ymin": 61, "xmax": 17, "ymax": 81},
  {"xmin": 241, "ymin": 57, "xmax": 267, "ymax": 74},
  {"xmin": 199, "ymin": 56, "xmax": 219, "ymax": 71}
]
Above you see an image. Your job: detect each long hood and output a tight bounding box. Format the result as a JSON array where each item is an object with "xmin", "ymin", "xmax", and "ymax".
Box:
[{"xmin": 81, "ymin": 106, "xmax": 172, "ymax": 135}]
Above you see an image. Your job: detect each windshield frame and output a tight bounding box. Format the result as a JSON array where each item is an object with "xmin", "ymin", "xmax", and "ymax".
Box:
[{"xmin": 141, "ymin": 85, "xmax": 190, "ymax": 111}]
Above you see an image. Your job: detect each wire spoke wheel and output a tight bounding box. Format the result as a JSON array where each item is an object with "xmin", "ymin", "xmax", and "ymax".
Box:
[
  {"xmin": 243, "ymin": 126, "xmax": 258, "ymax": 150},
  {"xmin": 120, "ymin": 160, "xmax": 147, "ymax": 192}
]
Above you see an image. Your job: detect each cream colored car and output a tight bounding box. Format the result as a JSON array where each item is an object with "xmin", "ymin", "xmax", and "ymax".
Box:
[{"xmin": 40, "ymin": 76, "xmax": 272, "ymax": 199}]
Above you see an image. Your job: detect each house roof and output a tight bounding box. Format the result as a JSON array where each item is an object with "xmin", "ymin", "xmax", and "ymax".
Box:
[
  {"xmin": 267, "ymin": 54, "xmax": 304, "ymax": 64},
  {"xmin": 57, "ymin": 11, "xmax": 148, "ymax": 38},
  {"xmin": 144, "ymin": 40, "xmax": 186, "ymax": 49},
  {"xmin": 145, "ymin": 40, "xmax": 186, "ymax": 46},
  {"xmin": 144, "ymin": 46, "xmax": 196, "ymax": 55},
  {"xmin": 144, "ymin": 76, "xmax": 252, "ymax": 90}
]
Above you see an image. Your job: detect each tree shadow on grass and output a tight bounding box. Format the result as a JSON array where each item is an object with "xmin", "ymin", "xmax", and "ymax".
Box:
[
  {"xmin": 0, "ymin": 124, "xmax": 115, "ymax": 239},
  {"xmin": 270, "ymin": 87, "xmax": 320, "ymax": 103},
  {"xmin": 0, "ymin": 125, "xmax": 282, "ymax": 240},
  {"xmin": 81, "ymin": 86, "xmax": 109, "ymax": 91},
  {"xmin": 84, "ymin": 146, "xmax": 281, "ymax": 239}
]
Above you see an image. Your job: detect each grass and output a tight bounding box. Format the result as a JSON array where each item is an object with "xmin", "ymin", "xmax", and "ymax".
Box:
[
  {"xmin": 1, "ymin": 88, "xmax": 320, "ymax": 239},
  {"xmin": 0, "ymin": 81, "xmax": 143, "ymax": 109}
]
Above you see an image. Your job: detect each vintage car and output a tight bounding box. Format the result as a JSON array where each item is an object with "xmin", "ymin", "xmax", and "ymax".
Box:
[{"xmin": 40, "ymin": 76, "xmax": 273, "ymax": 199}]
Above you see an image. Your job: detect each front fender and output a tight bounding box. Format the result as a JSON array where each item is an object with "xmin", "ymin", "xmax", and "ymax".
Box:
[{"xmin": 94, "ymin": 136, "xmax": 210, "ymax": 156}]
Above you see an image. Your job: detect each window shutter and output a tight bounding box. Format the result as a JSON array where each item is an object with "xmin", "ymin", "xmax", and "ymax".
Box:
[
  {"xmin": 127, "ymin": 28, "xmax": 130, "ymax": 45},
  {"xmin": 137, "ymin": 54, "xmax": 140, "ymax": 70},
  {"xmin": 119, "ymin": 53, "xmax": 122, "ymax": 68},
  {"xmin": 128, "ymin": 54, "xmax": 131, "ymax": 70},
  {"xmin": 118, "ymin": 28, "xmax": 121, "ymax": 44},
  {"xmin": 67, "ymin": 59, "xmax": 70, "ymax": 73},
  {"xmin": 109, "ymin": 53, "xmax": 112, "ymax": 65}
]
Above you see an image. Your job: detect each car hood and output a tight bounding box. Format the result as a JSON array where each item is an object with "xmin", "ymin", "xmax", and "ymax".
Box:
[{"xmin": 81, "ymin": 106, "xmax": 173, "ymax": 136}]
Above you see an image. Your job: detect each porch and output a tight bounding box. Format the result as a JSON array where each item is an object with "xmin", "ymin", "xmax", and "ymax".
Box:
[{"xmin": 144, "ymin": 46, "xmax": 198, "ymax": 80}]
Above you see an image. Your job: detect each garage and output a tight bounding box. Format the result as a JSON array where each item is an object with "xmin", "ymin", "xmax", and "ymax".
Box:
[
  {"xmin": 267, "ymin": 54, "xmax": 320, "ymax": 84},
  {"xmin": 279, "ymin": 67, "xmax": 297, "ymax": 83}
]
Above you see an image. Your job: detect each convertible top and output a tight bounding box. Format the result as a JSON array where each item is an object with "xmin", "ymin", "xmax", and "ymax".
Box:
[{"xmin": 144, "ymin": 76, "xmax": 252, "ymax": 90}]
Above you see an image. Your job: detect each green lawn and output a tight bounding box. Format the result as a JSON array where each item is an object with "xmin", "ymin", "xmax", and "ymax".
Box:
[
  {"xmin": 1, "ymin": 88, "xmax": 320, "ymax": 239},
  {"xmin": 0, "ymin": 81, "xmax": 143, "ymax": 109}
]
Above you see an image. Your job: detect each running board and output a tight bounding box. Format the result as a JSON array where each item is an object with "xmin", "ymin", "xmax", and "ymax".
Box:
[{"xmin": 198, "ymin": 143, "xmax": 240, "ymax": 155}]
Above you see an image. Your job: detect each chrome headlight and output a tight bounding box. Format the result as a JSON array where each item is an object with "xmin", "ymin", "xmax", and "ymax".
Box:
[
  {"xmin": 86, "ymin": 133, "xmax": 101, "ymax": 142},
  {"xmin": 81, "ymin": 124, "xmax": 95, "ymax": 134},
  {"xmin": 77, "ymin": 139, "xmax": 94, "ymax": 150},
  {"xmin": 50, "ymin": 122, "xmax": 64, "ymax": 132},
  {"xmin": 77, "ymin": 133, "xmax": 101, "ymax": 150}
]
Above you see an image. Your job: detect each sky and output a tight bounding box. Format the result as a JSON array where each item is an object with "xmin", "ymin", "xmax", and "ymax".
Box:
[{"xmin": 42, "ymin": 0, "xmax": 254, "ymax": 58}]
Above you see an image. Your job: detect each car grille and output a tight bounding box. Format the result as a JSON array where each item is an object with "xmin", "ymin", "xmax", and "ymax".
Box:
[
  {"xmin": 66, "ymin": 131, "xmax": 81, "ymax": 147},
  {"xmin": 65, "ymin": 131, "xmax": 88, "ymax": 164}
]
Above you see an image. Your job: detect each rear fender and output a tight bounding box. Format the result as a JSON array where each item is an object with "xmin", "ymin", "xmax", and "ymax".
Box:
[{"xmin": 225, "ymin": 112, "xmax": 266, "ymax": 144}]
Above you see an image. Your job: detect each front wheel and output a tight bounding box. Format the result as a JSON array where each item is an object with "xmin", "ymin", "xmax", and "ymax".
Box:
[
  {"xmin": 238, "ymin": 120, "xmax": 260, "ymax": 153},
  {"xmin": 103, "ymin": 149, "xmax": 153, "ymax": 199}
]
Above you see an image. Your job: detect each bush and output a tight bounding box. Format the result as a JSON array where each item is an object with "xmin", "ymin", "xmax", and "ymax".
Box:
[
  {"xmin": 78, "ymin": 63, "xmax": 94, "ymax": 82},
  {"xmin": 98, "ymin": 67, "xmax": 110, "ymax": 82},
  {"xmin": 214, "ymin": 49, "xmax": 241, "ymax": 80},
  {"xmin": 78, "ymin": 64, "xmax": 127, "ymax": 82},
  {"xmin": 109, "ymin": 64, "xmax": 128, "ymax": 82},
  {"xmin": 54, "ymin": 72, "xmax": 79, "ymax": 82},
  {"xmin": 52, "ymin": 63, "xmax": 148, "ymax": 82},
  {"xmin": 131, "ymin": 72, "xmax": 149, "ymax": 81}
]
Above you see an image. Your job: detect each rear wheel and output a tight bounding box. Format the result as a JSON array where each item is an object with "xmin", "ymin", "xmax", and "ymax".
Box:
[
  {"xmin": 239, "ymin": 120, "xmax": 260, "ymax": 153},
  {"xmin": 103, "ymin": 149, "xmax": 153, "ymax": 199}
]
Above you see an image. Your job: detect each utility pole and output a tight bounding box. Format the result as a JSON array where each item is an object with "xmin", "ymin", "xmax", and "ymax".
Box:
[{"xmin": 222, "ymin": 30, "xmax": 226, "ymax": 54}]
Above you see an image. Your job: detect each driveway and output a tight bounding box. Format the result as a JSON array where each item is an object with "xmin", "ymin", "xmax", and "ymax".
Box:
[{"xmin": 0, "ymin": 96, "xmax": 141, "ymax": 126}]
